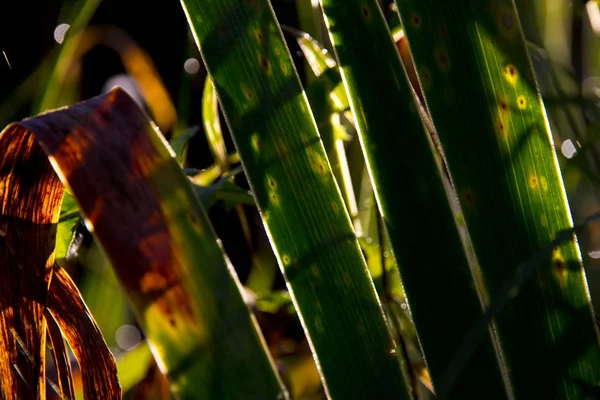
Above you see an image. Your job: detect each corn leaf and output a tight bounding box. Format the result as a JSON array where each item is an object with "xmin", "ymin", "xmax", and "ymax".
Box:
[
  {"xmin": 394, "ymin": 1, "xmax": 600, "ymax": 397},
  {"xmin": 1, "ymin": 87, "xmax": 287, "ymax": 399},
  {"xmin": 180, "ymin": 0, "xmax": 410, "ymax": 397},
  {"xmin": 0, "ymin": 122, "xmax": 119, "ymax": 399},
  {"xmin": 0, "ymin": 128, "xmax": 69, "ymax": 399},
  {"xmin": 47, "ymin": 314, "xmax": 75, "ymax": 400},
  {"xmin": 319, "ymin": 0, "xmax": 507, "ymax": 396},
  {"xmin": 47, "ymin": 265, "xmax": 120, "ymax": 399}
]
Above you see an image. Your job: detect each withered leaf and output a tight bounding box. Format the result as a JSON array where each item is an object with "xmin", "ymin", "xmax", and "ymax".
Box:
[{"xmin": 1, "ymin": 87, "xmax": 286, "ymax": 399}]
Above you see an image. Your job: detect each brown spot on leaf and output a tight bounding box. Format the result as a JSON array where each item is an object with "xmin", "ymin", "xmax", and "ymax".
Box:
[
  {"xmin": 499, "ymin": 97, "xmax": 509, "ymax": 113},
  {"xmin": 464, "ymin": 190, "xmax": 474, "ymax": 207},
  {"xmin": 529, "ymin": 175, "xmax": 539, "ymax": 189},
  {"xmin": 412, "ymin": 14, "xmax": 422, "ymax": 28},
  {"xmin": 260, "ymin": 55, "xmax": 270, "ymax": 73}
]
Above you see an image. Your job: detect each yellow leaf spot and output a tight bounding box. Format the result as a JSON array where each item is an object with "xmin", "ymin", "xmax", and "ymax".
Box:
[
  {"xmin": 552, "ymin": 248, "xmax": 567, "ymax": 284},
  {"xmin": 540, "ymin": 176, "xmax": 548, "ymax": 192},
  {"xmin": 498, "ymin": 96, "xmax": 509, "ymax": 115},
  {"xmin": 307, "ymin": 148, "xmax": 328, "ymax": 177},
  {"xmin": 282, "ymin": 254, "xmax": 291, "ymax": 266},
  {"xmin": 251, "ymin": 133, "xmax": 261, "ymax": 153},
  {"xmin": 280, "ymin": 60, "xmax": 289, "ymax": 76},
  {"xmin": 517, "ymin": 96, "xmax": 527, "ymax": 110},
  {"xmin": 503, "ymin": 64, "xmax": 518, "ymax": 85},
  {"xmin": 269, "ymin": 192, "xmax": 279, "ymax": 205},
  {"xmin": 529, "ymin": 175, "xmax": 539, "ymax": 189}
]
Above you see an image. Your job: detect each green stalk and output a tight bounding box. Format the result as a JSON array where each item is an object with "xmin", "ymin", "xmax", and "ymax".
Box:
[
  {"xmin": 395, "ymin": 1, "xmax": 600, "ymax": 397},
  {"xmin": 179, "ymin": 0, "xmax": 410, "ymax": 397},
  {"xmin": 319, "ymin": 1, "xmax": 507, "ymax": 396}
]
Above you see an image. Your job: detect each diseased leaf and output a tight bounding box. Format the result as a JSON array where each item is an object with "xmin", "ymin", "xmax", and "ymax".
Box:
[
  {"xmin": 47, "ymin": 313, "xmax": 75, "ymax": 400},
  {"xmin": 2, "ymin": 87, "xmax": 287, "ymax": 399},
  {"xmin": 0, "ymin": 126, "xmax": 64, "ymax": 399},
  {"xmin": 47, "ymin": 265, "xmax": 120, "ymax": 399},
  {"xmin": 394, "ymin": 0, "xmax": 600, "ymax": 397},
  {"xmin": 319, "ymin": 0, "xmax": 507, "ymax": 396},
  {"xmin": 180, "ymin": 0, "xmax": 410, "ymax": 398}
]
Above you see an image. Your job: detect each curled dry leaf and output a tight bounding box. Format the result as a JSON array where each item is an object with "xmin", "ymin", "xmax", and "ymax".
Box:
[
  {"xmin": 47, "ymin": 265, "xmax": 120, "ymax": 399},
  {"xmin": 46, "ymin": 311, "xmax": 75, "ymax": 400},
  {"xmin": 0, "ymin": 100, "xmax": 121, "ymax": 399},
  {"xmin": 1, "ymin": 87, "xmax": 286, "ymax": 399}
]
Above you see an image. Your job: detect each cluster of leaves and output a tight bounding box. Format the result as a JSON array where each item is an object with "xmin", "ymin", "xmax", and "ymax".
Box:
[{"xmin": 2, "ymin": 0, "xmax": 600, "ymax": 399}]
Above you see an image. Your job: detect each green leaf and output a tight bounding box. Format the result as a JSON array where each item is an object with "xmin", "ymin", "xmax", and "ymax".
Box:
[
  {"xmin": 56, "ymin": 191, "xmax": 79, "ymax": 263},
  {"xmin": 169, "ymin": 125, "xmax": 198, "ymax": 164},
  {"xmin": 319, "ymin": 1, "xmax": 507, "ymax": 397},
  {"xmin": 117, "ymin": 342, "xmax": 154, "ymax": 393},
  {"xmin": 191, "ymin": 169, "xmax": 255, "ymax": 210},
  {"xmin": 180, "ymin": 0, "xmax": 410, "ymax": 398},
  {"xmin": 202, "ymin": 76, "xmax": 229, "ymax": 172},
  {"xmin": 394, "ymin": 1, "xmax": 600, "ymax": 397}
]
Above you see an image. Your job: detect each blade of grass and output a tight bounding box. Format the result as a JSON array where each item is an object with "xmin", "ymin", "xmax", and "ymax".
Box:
[
  {"xmin": 284, "ymin": 27, "xmax": 363, "ymax": 233},
  {"xmin": 180, "ymin": 0, "xmax": 410, "ymax": 397},
  {"xmin": 443, "ymin": 209, "xmax": 600, "ymax": 395},
  {"xmin": 319, "ymin": 0, "xmax": 507, "ymax": 396},
  {"xmin": 3, "ymin": 87, "xmax": 287, "ymax": 399},
  {"xmin": 394, "ymin": 1, "xmax": 600, "ymax": 397}
]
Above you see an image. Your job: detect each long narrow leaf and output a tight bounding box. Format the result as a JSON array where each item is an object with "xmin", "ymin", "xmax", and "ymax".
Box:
[
  {"xmin": 180, "ymin": 0, "xmax": 410, "ymax": 398},
  {"xmin": 394, "ymin": 1, "xmax": 600, "ymax": 397},
  {"xmin": 47, "ymin": 265, "xmax": 120, "ymax": 399},
  {"xmin": 319, "ymin": 0, "xmax": 507, "ymax": 396}
]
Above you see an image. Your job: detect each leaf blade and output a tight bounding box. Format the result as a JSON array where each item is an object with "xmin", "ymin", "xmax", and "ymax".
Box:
[
  {"xmin": 180, "ymin": 0, "xmax": 411, "ymax": 397},
  {"xmin": 319, "ymin": 0, "xmax": 508, "ymax": 396},
  {"xmin": 394, "ymin": 1, "xmax": 600, "ymax": 396}
]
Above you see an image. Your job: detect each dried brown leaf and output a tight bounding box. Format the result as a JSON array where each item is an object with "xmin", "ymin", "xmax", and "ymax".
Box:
[
  {"xmin": 47, "ymin": 265, "xmax": 120, "ymax": 400},
  {"xmin": 46, "ymin": 311, "xmax": 75, "ymax": 400}
]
